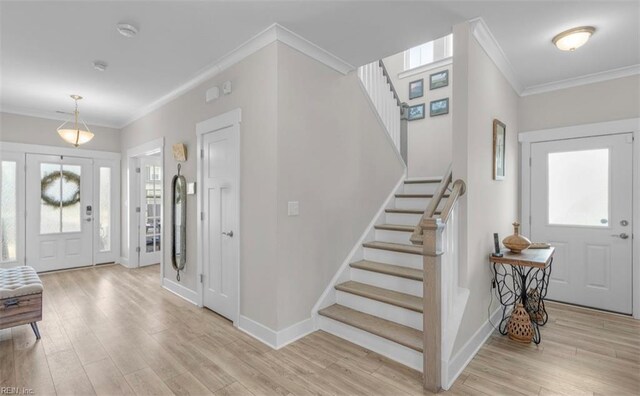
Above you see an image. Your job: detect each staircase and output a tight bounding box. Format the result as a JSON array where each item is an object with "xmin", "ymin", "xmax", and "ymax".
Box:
[{"xmin": 317, "ymin": 178, "xmax": 442, "ymax": 371}]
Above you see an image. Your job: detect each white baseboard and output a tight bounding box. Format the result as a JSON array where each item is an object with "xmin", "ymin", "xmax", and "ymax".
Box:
[
  {"xmin": 162, "ymin": 278, "xmax": 199, "ymax": 305},
  {"xmin": 238, "ymin": 315, "xmax": 315, "ymax": 350},
  {"xmin": 442, "ymin": 307, "xmax": 502, "ymax": 390},
  {"xmin": 117, "ymin": 257, "xmax": 132, "ymax": 268}
]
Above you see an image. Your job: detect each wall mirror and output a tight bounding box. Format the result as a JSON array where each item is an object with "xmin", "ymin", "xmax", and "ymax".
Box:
[{"xmin": 171, "ymin": 164, "xmax": 187, "ymax": 280}]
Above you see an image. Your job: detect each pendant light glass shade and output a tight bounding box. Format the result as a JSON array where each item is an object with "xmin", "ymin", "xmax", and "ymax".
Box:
[{"xmin": 57, "ymin": 95, "xmax": 94, "ymax": 147}]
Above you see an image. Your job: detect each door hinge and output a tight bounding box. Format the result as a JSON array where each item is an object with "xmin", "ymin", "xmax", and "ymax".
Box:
[
  {"xmin": 136, "ymin": 207, "xmax": 141, "ymax": 213},
  {"xmin": 200, "ymin": 274, "xmax": 204, "ymax": 283},
  {"xmin": 136, "ymin": 246, "xmax": 141, "ymax": 253},
  {"xmin": 201, "ymin": 212, "xmax": 204, "ymax": 221},
  {"xmin": 200, "ymin": 149, "xmax": 204, "ymax": 158},
  {"xmin": 529, "ymin": 157, "xmax": 532, "ymax": 167},
  {"xmin": 135, "ymin": 167, "xmax": 141, "ymax": 173}
]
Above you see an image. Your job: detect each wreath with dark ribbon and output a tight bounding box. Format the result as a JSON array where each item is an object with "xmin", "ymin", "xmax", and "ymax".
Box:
[{"xmin": 41, "ymin": 171, "xmax": 81, "ymax": 207}]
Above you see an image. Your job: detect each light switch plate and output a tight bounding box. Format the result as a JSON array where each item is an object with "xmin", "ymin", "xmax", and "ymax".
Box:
[
  {"xmin": 288, "ymin": 201, "xmax": 299, "ymax": 216},
  {"xmin": 187, "ymin": 182, "xmax": 196, "ymax": 195}
]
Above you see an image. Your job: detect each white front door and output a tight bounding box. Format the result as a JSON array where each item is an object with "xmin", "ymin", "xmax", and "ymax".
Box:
[
  {"xmin": 201, "ymin": 121, "xmax": 239, "ymax": 322},
  {"xmin": 530, "ymin": 133, "xmax": 633, "ymax": 314},
  {"xmin": 138, "ymin": 156, "xmax": 162, "ymax": 266},
  {"xmin": 26, "ymin": 154, "xmax": 93, "ymax": 272}
]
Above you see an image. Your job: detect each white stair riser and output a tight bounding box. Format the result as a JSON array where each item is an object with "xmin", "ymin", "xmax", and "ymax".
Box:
[
  {"xmin": 318, "ymin": 316, "xmax": 423, "ymax": 372},
  {"xmin": 402, "ymin": 183, "xmax": 439, "ymax": 195},
  {"xmin": 363, "ymin": 247, "xmax": 423, "ymax": 269},
  {"xmin": 394, "ymin": 197, "xmax": 431, "ymax": 209},
  {"xmin": 386, "ymin": 212, "xmax": 422, "ymax": 226},
  {"xmin": 374, "ymin": 229, "xmax": 413, "ymax": 244},
  {"xmin": 350, "ymin": 268, "xmax": 423, "ymax": 297},
  {"xmin": 336, "ymin": 291, "xmax": 423, "ymax": 330}
]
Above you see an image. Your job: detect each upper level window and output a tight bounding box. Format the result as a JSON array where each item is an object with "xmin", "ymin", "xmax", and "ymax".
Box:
[{"xmin": 404, "ymin": 34, "xmax": 453, "ymax": 70}]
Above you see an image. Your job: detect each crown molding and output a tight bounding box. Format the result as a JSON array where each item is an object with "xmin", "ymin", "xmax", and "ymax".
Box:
[
  {"xmin": 521, "ymin": 64, "xmax": 640, "ymax": 96},
  {"xmin": 469, "ymin": 17, "xmax": 523, "ymax": 95},
  {"xmin": 121, "ymin": 23, "xmax": 354, "ymax": 129},
  {"xmin": 0, "ymin": 106, "xmax": 121, "ymax": 129}
]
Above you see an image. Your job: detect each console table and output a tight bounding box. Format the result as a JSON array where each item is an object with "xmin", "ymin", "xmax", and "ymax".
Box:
[{"xmin": 490, "ymin": 248, "xmax": 554, "ymax": 344}]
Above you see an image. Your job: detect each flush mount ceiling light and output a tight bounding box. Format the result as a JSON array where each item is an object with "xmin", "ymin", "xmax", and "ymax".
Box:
[
  {"xmin": 57, "ymin": 95, "xmax": 94, "ymax": 147},
  {"xmin": 552, "ymin": 26, "xmax": 595, "ymax": 51},
  {"xmin": 116, "ymin": 23, "xmax": 138, "ymax": 38}
]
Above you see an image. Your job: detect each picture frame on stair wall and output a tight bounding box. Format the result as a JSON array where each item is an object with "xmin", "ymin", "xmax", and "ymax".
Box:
[
  {"xmin": 408, "ymin": 104, "xmax": 425, "ymax": 121},
  {"xmin": 409, "ymin": 79, "xmax": 424, "ymax": 99},
  {"xmin": 493, "ymin": 119, "xmax": 506, "ymax": 180}
]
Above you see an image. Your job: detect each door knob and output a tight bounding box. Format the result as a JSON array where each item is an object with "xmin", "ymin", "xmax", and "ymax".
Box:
[
  {"xmin": 611, "ymin": 233, "xmax": 629, "ymax": 239},
  {"xmin": 221, "ymin": 231, "xmax": 234, "ymax": 238},
  {"xmin": 85, "ymin": 218, "xmax": 92, "ymax": 222}
]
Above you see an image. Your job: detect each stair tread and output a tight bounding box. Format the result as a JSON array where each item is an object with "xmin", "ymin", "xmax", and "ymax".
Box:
[
  {"xmin": 319, "ymin": 304, "xmax": 423, "ymax": 352},
  {"xmin": 374, "ymin": 224, "xmax": 414, "ymax": 232},
  {"xmin": 395, "ymin": 193, "xmax": 449, "ymax": 198},
  {"xmin": 335, "ymin": 281, "xmax": 423, "ymax": 312},
  {"xmin": 363, "ymin": 241, "xmax": 423, "ymax": 256},
  {"xmin": 350, "ymin": 260, "xmax": 423, "ymax": 281},
  {"xmin": 404, "ymin": 178, "xmax": 442, "ymax": 184},
  {"xmin": 386, "ymin": 208, "xmax": 441, "ymax": 215}
]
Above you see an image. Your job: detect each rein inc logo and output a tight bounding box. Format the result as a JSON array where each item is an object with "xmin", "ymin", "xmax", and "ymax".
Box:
[{"xmin": 0, "ymin": 388, "xmax": 34, "ymax": 395}]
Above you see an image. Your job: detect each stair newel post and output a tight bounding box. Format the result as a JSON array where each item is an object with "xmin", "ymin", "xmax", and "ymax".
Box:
[
  {"xmin": 400, "ymin": 102, "xmax": 409, "ymax": 165},
  {"xmin": 422, "ymin": 217, "xmax": 444, "ymax": 392}
]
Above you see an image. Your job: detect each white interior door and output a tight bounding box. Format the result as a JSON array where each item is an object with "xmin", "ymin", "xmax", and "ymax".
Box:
[
  {"xmin": 138, "ymin": 156, "xmax": 162, "ymax": 266},
  {"xmin": 530, "ymin": 133, "xmax": 633, "ymax": 314},
  {"xmin": 202, "ymin": 122, "xmax": 239, "ymax": 322},
  {"xmin": 26, "ymin": 154, "xmax": 93, "ymax": 272}
]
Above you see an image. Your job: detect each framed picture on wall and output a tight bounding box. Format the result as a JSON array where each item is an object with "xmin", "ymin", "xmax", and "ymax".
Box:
[
  {"xmin": 493, "ymin": 119, "xmax": 506, "ymax": 180},
  {"xmin": 407, "ymin": 104, "xmax": 425, "ymax": 120},
  {"xmin": 409, "ymin": 79, "xmax": 424, "ymax": 99},
  {"xmin": 429, "ymin": 98, "xmax": 449, "ymax": 116},
  {"xmin": 430, "ymin": 70, "xmax": 449, "ymax": 90}
]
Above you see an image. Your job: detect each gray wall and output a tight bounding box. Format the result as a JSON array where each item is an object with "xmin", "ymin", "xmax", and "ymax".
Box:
[
  {"xmin": 519, "ymin": 74, "xmax": 640, "ymax": 132},
  {"xmin": 120, "ymin": 43, "xmax": 280, "ymax": 328},
  {"xmin": 451, "ymin": 21, "xmax": 520, "ymax": 355},
  {"xmin": 0, "ymin": 112, "xmax": 121, "ymax": 152},
  {"xmin": 119, "ymin": 41, "xmax": 404, "ymax": 331},
  {"xmin": 383, "ymin": 52, "xmax": 453, "ymax": 177},
  {"xmin": 275, "ymin": 43, "xmax": 404, "ymax": 329}
]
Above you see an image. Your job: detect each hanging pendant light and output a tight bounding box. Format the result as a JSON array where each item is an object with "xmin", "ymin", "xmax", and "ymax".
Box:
[{"xmin": 57, "ymin": 95, "xmax": 94, "ymax": 147}]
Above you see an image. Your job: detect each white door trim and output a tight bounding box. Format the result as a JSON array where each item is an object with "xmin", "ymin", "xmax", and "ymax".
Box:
[
  {"xmin": 125, "ymin": 138, "xmax": 164, "ymax": 282},
  {"xmin": 196, "ymin": 108, "xmax": 242, "ymax": 320},
  {"xmin": 520, "ymin": 118, "xmax": 640, "ymax": 319}
]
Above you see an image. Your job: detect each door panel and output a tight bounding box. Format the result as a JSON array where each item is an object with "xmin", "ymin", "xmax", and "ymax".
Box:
[
  {"xmin": 530, "ymin": 134, "xmax": 633, "ymax": 314},
  {"xmin": 202, "ymin": 124, "xmax": 239, "ymax": 322},
  {"xmin": 26, "ymin": 154, "xmax": 93, "ymax": 272},
  {"xmin": 139, "ymin": 156, "xmax": 162, "ymax": 266}
]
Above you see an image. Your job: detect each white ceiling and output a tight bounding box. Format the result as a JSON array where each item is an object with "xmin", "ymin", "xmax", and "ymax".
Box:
[{"xmin": 1, "ymin": 1, "xmax": 638, "ymax": 128}]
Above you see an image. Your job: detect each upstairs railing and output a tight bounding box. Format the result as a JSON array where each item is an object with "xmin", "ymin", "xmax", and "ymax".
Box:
[
  {"xmin": 413, "ymin": 165, "xmax": 469, "ymax": 392},
  {"xmin": 358, "ymin": 60, "xmax": 408, "ymax": 163}
]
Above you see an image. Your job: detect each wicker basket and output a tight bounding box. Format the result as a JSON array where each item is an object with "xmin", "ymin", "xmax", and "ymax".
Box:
[{"xmin": 507, "ymin": 303, "xmax": 533, "ymax": 343}]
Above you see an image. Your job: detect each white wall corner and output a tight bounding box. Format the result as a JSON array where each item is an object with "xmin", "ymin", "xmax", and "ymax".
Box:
[
  {"xmin": 272, "ymin": 24, "xmax": 354, "ymax": 75},
  {"xmin": 469, "ymin": 18, "xmax": 523, "ymax": 95},
  {"xmin": 162, "ymin": 278, "xmax": 199, "ymax": 305},
  {"xmin": 311, "ymin": 174, "xmax": 406, "ymax": 328},
  {"xmin": 443, "ymin": 306, "xmax": 502, "ymax": 390},
  {"xmin": 121, "ymin": 23, "xmax": 352, "ymax": 128},
  {"xmin": 238, "ymin": 315, "xmax": 315, "ymax": 350}
]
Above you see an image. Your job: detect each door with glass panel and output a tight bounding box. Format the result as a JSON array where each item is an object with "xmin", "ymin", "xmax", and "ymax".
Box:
[
  {"xmin": 25, "ymin": 154, "xmax": 93, "ymax": 272},
  {"xmin": 139, "ymin": 156, "xmax": 162, "ymax": 266},
  {"xmin": 530, "ymin": 133, "xmax": 633, "ymax": 314},
  {"xmin": 1, "ymin": 153, "xmax": 24, "ymax": 268}
]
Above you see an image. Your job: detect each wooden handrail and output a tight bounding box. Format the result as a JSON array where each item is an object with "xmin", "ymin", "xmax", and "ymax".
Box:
[
  {"xmin": 410, "ymin": 165, "xmax": 453, "ymax": 245},
  {"xmin": 378, "ymin": 59, "xmax": 402, "ymax": 107}
]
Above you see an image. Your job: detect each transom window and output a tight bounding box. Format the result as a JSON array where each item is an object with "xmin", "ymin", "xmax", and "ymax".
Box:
[{"xmin": 404, "ymin": 34, "xmax": 453, "ymax": 71}]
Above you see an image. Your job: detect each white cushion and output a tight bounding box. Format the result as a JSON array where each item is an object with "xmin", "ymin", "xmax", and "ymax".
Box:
[{"xmin": 0, "ymin": 266, "xmax": 43, "ymax": 299}]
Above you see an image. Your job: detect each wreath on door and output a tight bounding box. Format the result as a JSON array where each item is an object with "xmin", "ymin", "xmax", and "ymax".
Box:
[{"xmin": 40, "ymin": 171, "xmax": 81, "ymax": 207}]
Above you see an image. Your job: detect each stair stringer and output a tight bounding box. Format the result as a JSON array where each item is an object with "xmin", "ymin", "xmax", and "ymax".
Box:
[{"xmin": 311, "ymin": 175, "xmax": 406, "ymax": 324}]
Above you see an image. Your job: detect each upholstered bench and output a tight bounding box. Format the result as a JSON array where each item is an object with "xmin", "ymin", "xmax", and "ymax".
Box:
[{"xmin": 0, "ymin": 266, "xmax": 43, "ymax": 339}]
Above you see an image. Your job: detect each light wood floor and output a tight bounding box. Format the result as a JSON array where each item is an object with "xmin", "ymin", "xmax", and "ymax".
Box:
[{"xmin": 1, "ymin": 264, "xmax": 638, "ymax": 395}]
